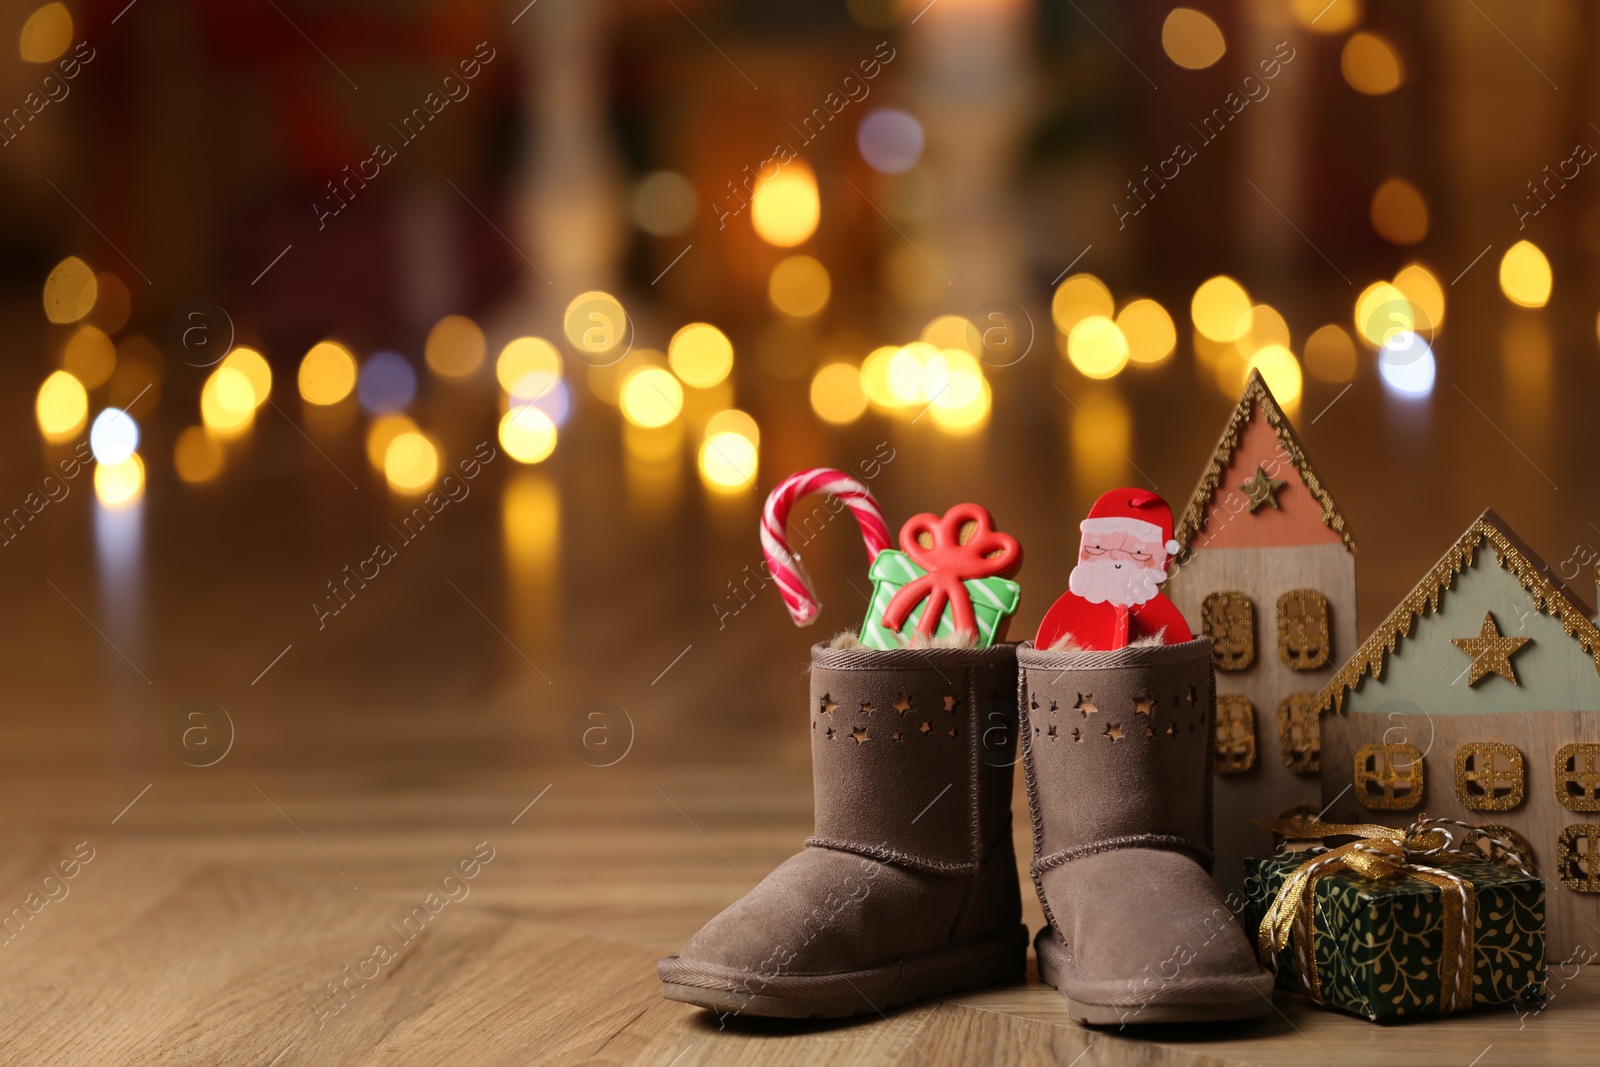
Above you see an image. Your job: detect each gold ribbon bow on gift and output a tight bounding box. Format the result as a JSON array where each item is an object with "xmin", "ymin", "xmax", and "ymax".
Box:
[{"xmin": 1252, "ymin": 813, "xmax": 1531, "ymax": 1015}]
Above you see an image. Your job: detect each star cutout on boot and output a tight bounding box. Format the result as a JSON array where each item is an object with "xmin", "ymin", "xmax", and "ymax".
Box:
[
  {"xmin": 824, "ymin": 727, "xmax": 836, "ymax": 741},
  {"xmin": 1185, "ymin": 685, "xmax": 1197, "ymax": 704},
  {"xmin": 1240, "ymin": 465, "xmax": 1286, "ymax": 512},
  {"xmin": 1132, "ymin": 693, "xmax": 1156, "ymax": 715},
  {"xmin": 890, "ymin": 729, "xmax": 902, "ymax": 742},
  {"xmin": 1029, "ymin": 693, "xmax": 1039, "ymax": 710},
  {"xmin": 948, "ymin": 727, "xmax": 959, "ymax": 739},
  {"xmin": 1075, "ymin": 693, "xmax": 1098, "ymax": 716},
  {"xmin": 892, "ymin": 695, "xmax": 913, "ymax": 715},
  {"xmin": 860, "ymin": 701, "xmax": 875, "ymax": 714},
  {"xmin": 943, "ymin": 695, "xmax": 961, "ymax": 712},
  {"xmin": 1047, "ymin": 724, "xmax": 1059, "ymax": 740},
  {"xmin": 1144, "ymin": 726, "xmax": 1156, "ymax": 738},
  {"xmin": 1451, "ymin": 611, "xmax": 1532, "ymax": 686},
  {"xmin": 919, "ymin": 721, "xmax": 932, "ymax": 735},
  {"xmin": 1165, "ymin": 722, "xmax": 1178, "ymax": 736},
  {"xmin": 850, "ymin": 727, "xmax": 871, "ymax": 744},
  {"xmin": 820, "ymin": 694, "xmax": 837, "ymax": 716},
  {"xmin": 1072, "ymin": 727, "xmax": 1084, "ymax": 743},
  {"xmin": 1104, "ymin": 722, "xmax": 1124, "ymax": 742}
]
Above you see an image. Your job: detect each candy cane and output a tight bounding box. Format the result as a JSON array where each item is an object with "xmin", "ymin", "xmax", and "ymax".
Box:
[{"xmin": 761, "ymin": 468, "xmax": 892, "ymax": 626}]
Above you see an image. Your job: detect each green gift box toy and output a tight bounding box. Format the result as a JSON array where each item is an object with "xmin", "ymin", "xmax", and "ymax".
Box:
[
  {"xmin": 858, "ymin": 549, "xmax": 1022, "ymax": 650},
  {"xmin": 1241, "ymin": 815, "xmax": 1546, "ymax": 1022}
]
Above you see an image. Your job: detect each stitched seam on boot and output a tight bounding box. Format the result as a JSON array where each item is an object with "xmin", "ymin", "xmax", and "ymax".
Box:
[
  {"xmin": 803, "ymin": 836, "xmax": 977, "ymax": 875},
  {"xmin": 1018, "ymin": 660, "xmax": 1061, "ymax": 938},
  {"xmin": 1031, "ymin": 833, "xmax": 1213, "ymax": 877},
  {"xmin": 945, "ymin": 661, "xmax": 987, "ymax": 943}
]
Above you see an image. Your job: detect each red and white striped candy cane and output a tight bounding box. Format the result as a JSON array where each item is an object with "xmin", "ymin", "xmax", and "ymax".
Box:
[{"xmin": 761, "ymin": 468, "xmax": 891, "ymax": 626}]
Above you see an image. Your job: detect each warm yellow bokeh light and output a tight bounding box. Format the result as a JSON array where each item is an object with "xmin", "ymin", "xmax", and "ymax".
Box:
[
  {"xmin": 888, "ymin": 342, "xmax": 935, "ymax": 404},
  {"xmin": 19, "ymin": 3, "xmax": 71, "ymax": 63},
  {"xmin": 621, "ymin": 366, "xmax": 683, "ymax": 427},
  {"xmin": 1051, "ymin": 273, "xmax": 1114, "ymax": 336},
  {"xmin": 221, "ymin": 347, "xmax": 271, "ymax": 407},
  {"xmin": 1191, "ymin": 276, "xmax": 1252, "ymax": 342},
  {"xmin": 563, "ymin": 291, "xmax": 628, "ymax": 356},
  {"xmin": 1246, "ymin": 344, "xmax": 1303, "ymax": 406},
  {"xmin": 365, "ymin": 414, "xmax": 418, "ymax": 470},
  {"xmin": 698, "ymin": 431, "xmax": 759, "ymax": 490},
  {"xmin": 384, "ymin": 432, "xmax": 439, "ymax": 492},
  {"xmin": 1292, "ymin": 0, "xmax": 1360, "ymax": 33},
  {"xmin": 1342, "ymin": 32, "xmax": 1404, "ymax": 95},
  {"xmin": 173, "ymin": 426, "xmax": 225, "ymax": 484},
  {"xmin": 1392, "ymin": 263, "xmax": 1445, "ymax": 333},
  {"xmin": 920, "ymin": 315, "xmax": 975, "ymax": 352},
  {"xmin": 1303, "ymin": 324, "xmax": 1357, "ymax": 384},
  {"xmin": 43, "ymin": 256, "xmax": 96, "ymax": 324},
  {"xmin": 859, "ymin": 346, "xmax": 900, "ymax": 410},
  {"xmin": 1499, "ymin": 240, "xmax": 1552, "ymax": 308},
  {"xmin": 200, "ymin": 366, "xmax": 257, "ymax": 434},
  {"xmin": 1370, "ymin": 177, "xmax": 1428, "ymax": 245},
  {"xmin": 668, "ymin": 323, "xmax": 734, "ymax": 388},
  {"xmin": 36, "ymin": 370, "xmax": 87, "ymax": 442},
  {"xmin": 768, "ymin": 255, "xmax": 831, "ymax": 318},
  {"xmin": 1161, "ymin": 8, "xmax": 1225, "ymax": 70},
  {"xmin": 62, "ymin": 324, "xmax": 116, "ymax": 388},
  {"xmin": 497, "ymin": 337, "xmax": 563, "ymax": 394},
  {"xmin": 706, "ymin": 409, "xmax": 760, "ymax": 448},
  {"xmin": 810, "ymin": 362, "xmax": 868, "ymax": 424},
  {"xmin": 1066, "ymin": 316, "xmax": 1130, "ymax": 379},
  {"xmin": 751, "ymin": 162, "xmax": 821, "ymax": 247},
  {"xmin": 424, "ymin": 315, "xmax": 486, "ymax": 378},
  {"xmin": 930, "ymin": 376, "xmax": 991, "ymax": 433},
  {"xmin": 1246, "ymin": 305, "xmax": 1290, "ymax": 352},
  {"xmin": 299, "ymin": 341, "xmax": 358, "ymax": 405},
  {"xmin": 1115, "ymin": 299, "xmax": 1176, "ymax": 366},
  {"xmin": 499, "ymin": 406, "xmax": 559, "ymax": 465},
  {"xmin": 926, "ymin": 349, "xmax": 986, "ymax": 414},
  {"xmin": 94, "ymin": 454, "xmax": 144, "ymax": 508},
  {"xmin": 1354, "ymin": 281, "xmax": 1414, "ymax": 347}
]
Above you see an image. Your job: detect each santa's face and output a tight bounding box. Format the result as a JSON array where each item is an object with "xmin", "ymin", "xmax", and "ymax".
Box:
[{"xmin": 1068, "ymin": 530, "xmax": 1168, "ymax": 607}]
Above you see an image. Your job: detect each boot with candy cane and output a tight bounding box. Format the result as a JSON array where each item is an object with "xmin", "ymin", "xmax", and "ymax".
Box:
[{"xmin": 659, "ymin": 470, "xmax": 1029, "ymax": 1019}]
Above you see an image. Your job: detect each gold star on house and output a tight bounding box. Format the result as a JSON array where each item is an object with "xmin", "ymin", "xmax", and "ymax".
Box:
[
  {"xmin": 1240, "ymin": 466, "xmax": 1286, "ymax": 512},
  {"xmin": 1452, "ymin": 611, "xmax": 1532, "ymax": 686},
  {"xmin": 892, "ymin": 695, "xmax": 913, "ymax": 715},
  {"xmin": 1132, "ymin": 693, "xmax": 1156, "ymax": 716},
  {"xmin": 850, "ymin": 727, "xmax": 871, "ymax": 744}
]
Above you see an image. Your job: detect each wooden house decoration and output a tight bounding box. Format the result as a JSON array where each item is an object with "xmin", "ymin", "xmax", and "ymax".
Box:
[
  {"xmin": 1315, "ymin": 510, "xmax": 1600, "ymax": 962},
  {"xmin": 1167, "ymin": 369, "xmax": 1358, "ymax": 895}
]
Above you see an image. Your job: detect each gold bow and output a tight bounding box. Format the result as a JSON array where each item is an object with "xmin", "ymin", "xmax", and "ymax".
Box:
[{"xmin": 1252, "ymin": 813, "xmax": 1528, "ymax": 1015}]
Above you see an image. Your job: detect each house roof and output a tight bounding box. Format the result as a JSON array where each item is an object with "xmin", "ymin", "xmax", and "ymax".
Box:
[
  {"xmin": 1312, "ymin": 509, "xmax": 1600, "ymax": 716},
  {"xmin": 1173, "ymin": 369, "xmax": 1355, "ymax": 553}
]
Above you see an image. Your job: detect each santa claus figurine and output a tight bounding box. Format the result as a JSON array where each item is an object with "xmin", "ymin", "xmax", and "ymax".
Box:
[{"xmin": 1035, "ymin": 488, "xmax": 1193, "ymax": 651}]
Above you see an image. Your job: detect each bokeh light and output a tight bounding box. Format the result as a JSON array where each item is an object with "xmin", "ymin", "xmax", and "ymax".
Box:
[
  {"xmin": 706, "ymin": 409, "xmax": 761, "ymax": 449},
  {"xmin": 299, "ymin": 341, "xmax": 358, "ymax": 405},
  {"xmin": 358, "ymin": 351, "xmax": 418, "ymax": 414},
  {"xmin": 499, "ymin": 406, "xmax": 559, "ymax": 465},
  {"xmin": 1303, "ymin": 324, "xmax": 1357, "ymax": 383},
  {"xmin": 620, "ymin": 366, "xmax": 683, "ymax": 427},
  {"xmin": 563, "ymin": 291, "xmax": 629, "ymax": 358},
  {"xmin": 1392, "ymin": 263, "xmax": 1444, "ymax": 333},
  {"xmin": 90, "ymin": 408, "xmax": 139, "ymax": 464},
  {"xmin": 365, "ymin": 414, "xmax": 418, "ymax": 470},
  {"xmin": 43, "ymin": 256, "xmax": 96, "ymax": 324},
  {"xmin": 1191, "ymin": 276, "xmax": 1251, "ymax": 342},
  {"xmin": 926, "ymin": 350, "xmax": 990, "ymax": 431},
  {"xmin": 698, "ymin": 431, "xmax": 759, "ymax": 491},
  {"xmin": 1342, "ymin": 32, "xmax": 1404, "ymax": 95},
  {"xmin": 1370, "ymin": 177, "xmax": 1428, "ymax": 244},
  {"xmin": 1292, "ymin": 0, "xmax": 1360, "ymax": 33},
  {"xmin": 751, "ymin": 162, "xmax": 820, "ymax": 247},
  {"xmin": 1244, "ymin": 304, "xmax": 1290, "ymax": 350},
  {"xmin": 1499, "ymin": 240, "xmax": 1551, "ymax": 308},
  {"xmin": 1354, "ymin": 281, "xmax": 1414, "ymax": 347},
  {"xmin": 36, "ymin": 370, "xmax": 88, "ymax": 442},
  {"xmin": 1379, "ymin": 332, "xmax": 1436, "ymax": 396},
  {"xmin": 859, "ymin": 345, "xmax": 900, "ymax": 410},
  {"xmin": 200, "ymin": 366, "xmax": 257, "ymax": 434},
  {"xmin": 811, "ymin": 362, "xmax": 867, "ymax": 424},
  {"xmin": 173, "ymin": 426, "xmax": 225, "ymax": 484},
  {"xmin": 921, "ymin": 315, "xmax": 975, "ymax": 352},
  {"xmin": 1066, "ymin": 316, "xmax": 1130, "ymax": 379},
  {"xmin": 1245, "ymin": 344, "xmax": 1303, "ymax": 406},
  {"xmin": 424, "ymin": 315, "xmax": 486, "ymax": 378},
  {"xmin": 221, "ymin": 347, "xmax": 272, "ymax": 407},
  {"xmin": 498, "ymin": 337, "xmax": 563, "ymax": 393},
  {"xmin": 1050, "ymin": 273, "xmax": 1114, "ymax": 336},
  {"xmin": 667, "ymin": 323, "xmax": 734, "ymax": 388},
  {"xmin": 94, "ymin": 454, "xmax": 144, "ymax": 509},
  {"xmin": 510, "ymin": 372, "xmax": 570, "ymax": 427},
  {"xmin": 19, "ymin": 3, "xmax": 71, "ymax": 63},
  {"xmin": 1115, "ymin": 299, "xmax": 1176, "ymax": 366},
  {"xmin": 768, "ymin": 255, "xmax": 831, "ymax": 318},
  {"xmin": 384, "ymin": 432, "xmax": 439, "ymax": 492},
  {"xmin": 1161, "ymin": 8, "xmax": 1226, "ymax": 70},
  {"xmin": 632, "ymin": 171, "xmax": 697, "ymax": 235},
  {"xmin": 857, "ymin": 109, "xmax": 924, "ymax": 174},
  {"xmin": 62, "ymin": 324, "xmax": 116, "ymax": 388}
]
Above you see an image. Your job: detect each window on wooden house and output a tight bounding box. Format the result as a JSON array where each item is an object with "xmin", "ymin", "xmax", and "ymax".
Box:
[
  {"xmin": 1201, "ymin": 592, "xmax": 1254, "ymax": 672},
  {"xmin": 1355, "ymin": 742, "xmax": 1424, "ymax": 810},
  {"xmin": 1277, "ymin": 589, "xmax": 1331, "ymax": 671},
  {"xmin": 1557, "ymin": 824, "xmax": 1600, "ymax": 893},
  {"xmin": 1277, "ymin": 693, "xmax": 1320, "ymax": 773},
  {"xmin": 1556, "ymin": 744, "xmax": 1600, "ymax": 812},
  {"xmin": 1213, "ymin": 694, "xmax": 1256, "ymax": 774},
  {"xmin": 1454, "ymin": 742, "xmax": 1525, "ymax": 811}
]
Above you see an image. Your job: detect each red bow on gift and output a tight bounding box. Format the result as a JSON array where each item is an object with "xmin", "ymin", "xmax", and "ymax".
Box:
[{"xmin": 882, "ymin": 503, "xmax": 1023, "ymax": 638}]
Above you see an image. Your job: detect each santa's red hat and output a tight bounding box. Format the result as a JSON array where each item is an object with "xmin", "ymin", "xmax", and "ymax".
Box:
[{"xmin": 1079, "ymin": 488, "xmax": 1180, "ymax": 556}]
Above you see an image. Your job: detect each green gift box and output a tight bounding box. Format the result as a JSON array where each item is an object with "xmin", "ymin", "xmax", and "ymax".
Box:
[
  {"xmin": 1241, "ymin": 851, "xmax": 1546, "ymax": 1022},
  {"xmin": 857, "ymin": 549, "xmax": 1020, "ymax": 651}
]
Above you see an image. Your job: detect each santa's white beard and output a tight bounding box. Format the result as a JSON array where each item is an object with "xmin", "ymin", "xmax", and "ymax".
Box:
[{"xmin": 1068, "ymin": 559, "xmax": 1165, "ymax": 607}]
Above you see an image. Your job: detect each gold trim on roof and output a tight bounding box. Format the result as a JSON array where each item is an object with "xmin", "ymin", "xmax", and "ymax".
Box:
[
  {"xmin": 1174, "ymin": 369, "xmax": 1356, "ymax": 553},
  {"xmin": 1312, "ymin": 511, "xmax": 1600, "ymax": 717}
]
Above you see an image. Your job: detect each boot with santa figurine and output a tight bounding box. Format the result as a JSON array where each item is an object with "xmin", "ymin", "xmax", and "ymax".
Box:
[{"xmin": 1020, "ymin": 488, "xmax": 1272, "ymax": 1024}]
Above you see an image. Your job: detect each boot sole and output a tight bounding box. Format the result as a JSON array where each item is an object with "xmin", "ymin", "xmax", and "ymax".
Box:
[
  {"xmin": 659, "ymin": 923, "xmax": 1028, "ymax": 1020},
  {"xmin": 1034, "ymin": 926, "xmax": 1275, "ymax": 1026}
]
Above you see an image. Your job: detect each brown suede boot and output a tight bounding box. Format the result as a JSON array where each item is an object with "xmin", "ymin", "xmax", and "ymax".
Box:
[
  {"xmin": 659, "ymin": 641, "xmax": 1028, "ymax": 1020},
  {"xmin": 1018, "ymin": 638, "xmax": 1274, "ymax": 1025}
]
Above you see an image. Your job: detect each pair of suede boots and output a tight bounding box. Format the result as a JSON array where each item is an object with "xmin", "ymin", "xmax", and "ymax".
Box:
[{"xmin": 659, "ymin": 637, "xmax": 1274, "ymax": 1025}]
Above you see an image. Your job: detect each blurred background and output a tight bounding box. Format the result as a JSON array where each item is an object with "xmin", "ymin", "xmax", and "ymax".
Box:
[{"xmin": 1, "ymin": 0, "xmax": 1597, "ymax": 775}]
